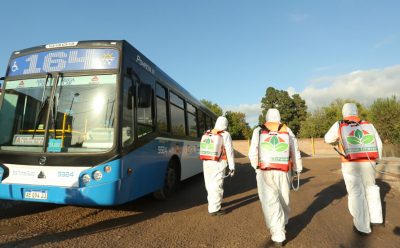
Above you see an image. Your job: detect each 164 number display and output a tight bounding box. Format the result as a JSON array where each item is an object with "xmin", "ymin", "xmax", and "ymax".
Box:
[{"xmin": 8, "ymin": 48, "xmax": 119, "ymax": 76}]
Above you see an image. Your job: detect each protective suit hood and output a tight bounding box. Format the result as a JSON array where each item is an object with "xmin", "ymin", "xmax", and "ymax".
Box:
[
  {"xmin": 266, "ymin": 108, "xmax": 281, "ymax": 123},
  {"xmin": 342, "ymin": 103, "xmax": 358, "ymax": 118},
  {"xmin": 214, "ymin": 116, "xmax": 228, "ymax": 131}
]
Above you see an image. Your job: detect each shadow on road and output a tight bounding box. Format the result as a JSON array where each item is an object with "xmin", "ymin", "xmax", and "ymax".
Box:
[
  {"xmin": 0, "ymin": 161, "xmax": 319, "ymax": 248},
  {"xmin": 0, "ymin": 161, "xmax": 261, "ymax": 247},
  {"xmin": 338, "ymin": 234, "xmax": 373, "ymax": 248},
  {"xmin": 222, "ymin": 163, "xmax": 314, "ymax": 212},
  {"xmin": 286, "ymin": 179, "xmax": 347, "ymax": 242},
  {"xmin": 376, "ymin": 179, "xmax": 392, "ymax": 224},
  {"xmin": 223, "ymin": 193, "xmax": 259, "ymax": 213},
  {"xmin": 294, "ymin": 176, "xmax": 314, "ymax": 190},
  {"xmin": 286, "ymin": 177, "xmax": 394, "ymax": 247},
  {"xmin": 223, "ymin": 162, "xmax": 257, "ymax": 198},
  {"xmin": 338, "ymin": 179, "xmax": 394, "ymax": 248},
  {"xmin": 1, "ymin": 181, "xmax": 206, "ymax": 247},
  {"xmin": 340, "ymin": 179, "xmax": 394, "ymax": 248},
  {"xmin": 0, "ymin": 201, "xmax": 59, "ymax": 220},
  {"xmin": 394, "ymin": 226, "xmax": 400, "ymax": 236},
  {"xmin": 0, "ymin": 204, "xmax": 164, "ymax": 248}
]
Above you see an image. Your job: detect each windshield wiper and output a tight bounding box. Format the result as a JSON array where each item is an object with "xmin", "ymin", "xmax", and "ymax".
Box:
[
  {"xmin": 41, "ymin": 73, "xmax": 62, "ymax": 153},
  {"xmin": 32, "ymin": 73, "xmax": 52, "ymax": 139}
]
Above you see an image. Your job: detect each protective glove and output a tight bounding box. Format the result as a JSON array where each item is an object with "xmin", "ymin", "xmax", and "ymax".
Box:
[
  {"xmin": 330, "ymin": 141, "xmax": 339, "ymax": 146},
  {"xmin": 229, "ymin": 169, "xmax": 235, "ymax": 177}
]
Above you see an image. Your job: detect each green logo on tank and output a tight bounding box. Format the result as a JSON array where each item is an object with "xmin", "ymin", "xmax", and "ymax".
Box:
[
  {"xmin": 347, "ymin": 129, "xmax": 375, "ymax": 145},
  {"xmin": 260, "ymin": 136, "xmax": 289, "ymax": 152},
  {"xmin": 200, "ymin": 138, "xmax": 214, "ymax": 150}
]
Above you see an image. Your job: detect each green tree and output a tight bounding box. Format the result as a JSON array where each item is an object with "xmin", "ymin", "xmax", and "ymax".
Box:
[
  {"xmin": 290, "ymin": 94, "xmax": 308, "ymax": 136},
  {"xmin": 259, "ymin": 87, "xmax": 307, "ymax": 135},
  {"xmin": 200, "ymin": 99, "xmax": 223, "ymax": 116},
  {"xmin": 298, "ymin": 108, "xmax": 333, "ymax": 138},
  {"xmin": 324, "ymin": 98, "xmax": 369, "ymax": 122},
  {"xmin": 298, "ymin": 98, "xmax": 369, "ymax": 138},
  {"xmin": 369, "ymin": 96, "xmax": 400, "ymax": 144},
  {"xmin": 225, "ymin": 111, "xmax": 252, "ymax": 140}
]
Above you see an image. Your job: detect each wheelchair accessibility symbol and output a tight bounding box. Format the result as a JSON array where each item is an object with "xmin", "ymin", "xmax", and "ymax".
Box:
[{"xmin": 11, "ymin": 61, "xmax": 19, "ymax": 72}]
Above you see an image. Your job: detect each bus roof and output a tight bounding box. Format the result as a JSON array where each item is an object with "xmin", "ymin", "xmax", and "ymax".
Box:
[
  {"xmin": 121, "ymin": 41, "xmax": 217, "ymax": 119},
  {"xmin": 8, "ymin": 40, "xmax": 217, "ymax": 119}
]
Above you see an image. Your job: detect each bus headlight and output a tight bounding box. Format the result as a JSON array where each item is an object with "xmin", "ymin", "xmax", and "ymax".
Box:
[
  {"xmin": 104, "ymin": 165, "xmax": 112, "ymax": 173},
  {"xmin": 93, "ymin": 170, "xmax": 103, "ymax": 181},
  {"xmin": 81, "ymin": 174, "xmax": 91, "ymax": 184}
]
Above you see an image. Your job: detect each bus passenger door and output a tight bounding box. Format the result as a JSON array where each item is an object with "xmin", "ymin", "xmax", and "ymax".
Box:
[{"xmin": 122, "ymin": 75, "xmax": 135, "ymax": 147}]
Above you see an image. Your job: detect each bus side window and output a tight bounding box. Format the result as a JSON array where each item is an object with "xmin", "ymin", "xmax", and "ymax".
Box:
[
  {"xmin": 170, "ymin": 92, "xmax": 185, "ymax": 136},
  {"xmin": 156, "ymin": 83, "xmax": 168, "ymax": 132},
  {"xmin": 122, "ymin": 76, "xmax": 135, "ymax": 147},
  {"xmin": 197, "ymin": 111, "xmax": 205, "ymax": 137},
  {"xmin": 187, "ymin": 102, "xmax": 197, "ymax": 137},
  {"xmin": 137, "ymin": 81, "xmax": 154, "ymax": 138},
  {"xmin": 138, "ymin": 84, "xmax": 152, "ymax": 108},
  {"xmin": 205, "ymin": 116, "xmax": 213, "ymax": 130}
]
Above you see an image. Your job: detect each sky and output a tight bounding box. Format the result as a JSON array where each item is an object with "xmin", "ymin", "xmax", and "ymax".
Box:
[{"xmin": 1, "ymin": 0, "xmax": 399, "ymax": 126}]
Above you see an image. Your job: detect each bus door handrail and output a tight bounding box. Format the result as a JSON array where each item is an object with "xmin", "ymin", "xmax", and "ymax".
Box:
[{"xmin": 32, "ymin": 73, "xmax": 52, "ymax": 139}]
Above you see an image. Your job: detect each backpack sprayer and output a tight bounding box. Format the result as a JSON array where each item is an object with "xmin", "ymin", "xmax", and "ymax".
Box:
[
  {"xmin": 335, "ymin": 120, "xmax": 400, "ymax": 178},
  {"xmin": 257, "ymin": 124, "xmax": 301, "ymax": 191}
]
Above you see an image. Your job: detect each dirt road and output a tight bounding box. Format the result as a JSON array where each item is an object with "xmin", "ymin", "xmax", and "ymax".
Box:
[{"xmin": 0, "ymin": 158, "xmax": 399, "ymax": 248}]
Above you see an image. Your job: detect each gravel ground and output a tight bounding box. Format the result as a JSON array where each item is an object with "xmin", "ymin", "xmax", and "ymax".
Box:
[{"xmin": 0, "ymin": 157, "xmax": 399, "ymax": 248}]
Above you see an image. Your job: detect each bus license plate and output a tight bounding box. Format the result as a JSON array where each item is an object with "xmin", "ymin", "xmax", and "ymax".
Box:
[{"xmin": 24, "ymin": 190, "xmax": 48, "ymax": 200}]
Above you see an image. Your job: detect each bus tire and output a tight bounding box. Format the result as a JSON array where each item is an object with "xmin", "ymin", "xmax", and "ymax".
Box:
[{"xmin": 153, "ymin": 157, "xmax": 181, "ymax": 200}]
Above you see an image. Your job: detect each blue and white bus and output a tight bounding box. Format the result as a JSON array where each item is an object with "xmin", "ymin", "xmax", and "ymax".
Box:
[{"xmin": 0, "ymin": 40, "xmax": 216, "ymax": 206}]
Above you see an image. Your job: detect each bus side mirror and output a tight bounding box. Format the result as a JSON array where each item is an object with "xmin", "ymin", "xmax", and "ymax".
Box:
[{"xmin": 138, "ymin": 84, "xmax": 152, "ymax": 108}]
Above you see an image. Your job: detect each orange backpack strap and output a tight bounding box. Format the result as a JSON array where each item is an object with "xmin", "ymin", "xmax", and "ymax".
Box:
[
  {"xmin": 259, "ymin": 124, "xmax": 269, "ymax": 135},
  {"xmin": 212, "ymin": 129, "xmax": 225, "ymax": 161},
  {"xmin": 211, "ymin": 129, "xmax": 224, "ymax": 135},
  {"xmin": 277, "ymin": 123, "xmax": 284, "ymax": 132}
]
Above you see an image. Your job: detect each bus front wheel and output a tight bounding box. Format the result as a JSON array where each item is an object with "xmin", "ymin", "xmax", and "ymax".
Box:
[{"xmin": 153, "ymin": 158, "xmax": 181, "ymax": 200}]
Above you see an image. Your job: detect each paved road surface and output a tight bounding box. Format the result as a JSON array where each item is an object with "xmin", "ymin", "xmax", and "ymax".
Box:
[{"xmin": 0, "ymin": 158, "xmax": 399, "ymax": 247}]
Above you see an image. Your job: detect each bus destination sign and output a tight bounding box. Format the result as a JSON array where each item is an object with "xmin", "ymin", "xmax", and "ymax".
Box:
[{"xmin": 7, "ymin": 48, "xmax": 119, "ymax": 77}]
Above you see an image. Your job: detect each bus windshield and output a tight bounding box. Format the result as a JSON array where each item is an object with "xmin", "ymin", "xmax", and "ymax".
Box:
[{"xmin": 0, "ymin": 74, "xmax": 117, "ymax": 153}]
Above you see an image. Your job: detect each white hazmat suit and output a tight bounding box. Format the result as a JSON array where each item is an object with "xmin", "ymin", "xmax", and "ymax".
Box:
[
  {"xmin": 248, "ymin": 109, "xmax": 302, "ymax": 243},
  {"xmin": 324, "ymin": 103, "xmax": 383, "ymax": 234},
  {"xmin": 203, "ymin": 116, "xmax": 235, "ymax": 214}
]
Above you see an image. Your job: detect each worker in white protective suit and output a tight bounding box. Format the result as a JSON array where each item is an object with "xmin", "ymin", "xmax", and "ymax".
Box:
[
  {"xmin": 248, "ymin": 108, "xmax": 302, "ymax": 247},
  {"xmin": 201, "ymin": 116, "xmax": 235, "ymax": 216},
  {"xmin": 325, "ymin": 103, "xmax": 383, "ymax": 235}
]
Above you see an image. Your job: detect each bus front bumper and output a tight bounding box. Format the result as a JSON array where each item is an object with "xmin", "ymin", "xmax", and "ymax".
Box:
[{"xmin": 0, "ymin": 179, "xmax": 124, "ymax": 206}]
